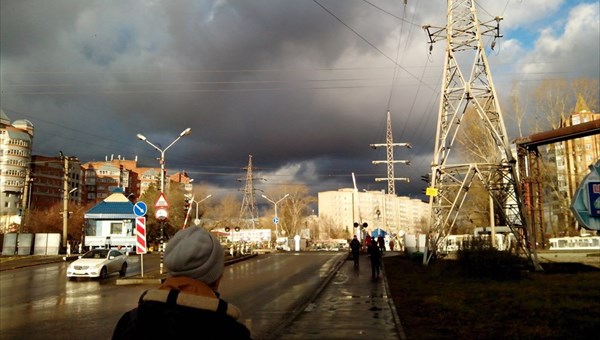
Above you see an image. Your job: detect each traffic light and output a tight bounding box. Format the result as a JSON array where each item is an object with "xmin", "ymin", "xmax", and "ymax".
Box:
[{"xmin": 183, "ymin": 198, "xmax": 190, "ymax": 212}]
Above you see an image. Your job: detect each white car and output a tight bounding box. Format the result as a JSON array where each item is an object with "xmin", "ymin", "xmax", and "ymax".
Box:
[{"xmin": 67, "ymin": 248, "xmax": 128, "ymax": 280}]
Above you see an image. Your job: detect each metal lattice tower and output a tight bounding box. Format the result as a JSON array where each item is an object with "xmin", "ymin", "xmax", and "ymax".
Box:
[
  {"xmin": 370, "ymin": 111, "xmax": 411, "ymax": 195},
  {"xmin": 423, "ymin": 0, "xmax": 541, "ymax": 269},
  {"xmin": 239, "ymin": 154, "xmax": 259, "ymax": 228}
]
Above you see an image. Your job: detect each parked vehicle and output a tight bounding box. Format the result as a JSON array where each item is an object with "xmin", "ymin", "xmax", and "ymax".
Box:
[
  {"xmin": 67, "ymin": 248, "xmax": 127, "ymax": 280},
  {"xmin": 548, "ymin": 236, "xmax": 600, "ymax": 251}
]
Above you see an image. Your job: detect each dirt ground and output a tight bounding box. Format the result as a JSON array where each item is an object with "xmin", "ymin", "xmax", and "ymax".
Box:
[{"xmin": 383, "ymin": 252, "xmax": 600, "ymax": 339}]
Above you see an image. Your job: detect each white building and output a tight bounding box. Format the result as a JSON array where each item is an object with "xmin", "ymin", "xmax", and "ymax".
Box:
[
  {"xmin": 318, "ymin": 188, "xmax": 429, "ymax": 238},
  {"xmin": 0, "ymin": 110, "xmax": 34, "ymax": 233}
]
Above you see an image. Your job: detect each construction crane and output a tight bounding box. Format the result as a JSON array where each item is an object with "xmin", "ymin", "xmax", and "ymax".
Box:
[{"xmin": 423, "ymin": 0, "xmax": 542, "ymax": 270}]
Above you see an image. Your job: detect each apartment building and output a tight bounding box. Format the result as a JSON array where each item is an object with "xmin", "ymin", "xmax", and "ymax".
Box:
[
  {"xmin": 546, "ymin": 101, "xmax": 600, "ymax": 233},
  {"xmin": 29, "ymin": 155, "xmax": 82, "ymax": 210},
  {"xmin": 0, "ymin": 110, "xmax": 33, "ymax": 232},
  {"xmin": 318, "ymin": 188, "xmax": 429, "ymax": 238}
]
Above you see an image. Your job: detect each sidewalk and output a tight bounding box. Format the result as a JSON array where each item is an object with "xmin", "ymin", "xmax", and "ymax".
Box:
[{"xmin": 270, "ymin": 252, "xmax": 406, "ymax": 340}]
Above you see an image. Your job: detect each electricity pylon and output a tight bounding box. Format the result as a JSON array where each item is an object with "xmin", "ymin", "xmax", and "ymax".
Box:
[
  {"xmin": 239, "ymin": 154, "xmax": 260, "ymax": 229},
  {"xmin": 423, "ymin": 0, "xmax": 541, "ymax": 270},
  {"xmin": 370, "ymin": 111, "xmax": 411, "ymax": 196}
]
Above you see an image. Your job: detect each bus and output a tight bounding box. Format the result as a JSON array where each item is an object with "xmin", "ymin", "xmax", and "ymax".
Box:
[{"xmin": 548, "ymin": 236, "xmax": 600, "ymax": 251}]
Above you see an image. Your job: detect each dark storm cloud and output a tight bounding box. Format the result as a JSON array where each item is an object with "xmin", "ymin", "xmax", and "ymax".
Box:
[{"xmin": 2, "ymin": 0, "xmax": 598, "ymax": 200}]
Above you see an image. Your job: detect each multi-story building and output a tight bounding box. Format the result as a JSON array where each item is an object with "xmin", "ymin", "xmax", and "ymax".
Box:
[
  {"xmin": 29, "ymin": 155, "xmax": 82, "ymax": 210},
  {"xmin": 318, "ymin": 188, "xmax": 429, "ymax": 238},
  {"xmin": 82, "ymin": 156, "xmax": 139, "ymax": 203},
  {"xmin": 0, "ymin": 110, "xmax": 34, "ymax": 232},
  {"xmin": 81, "ymin": 158, "xmax": 192, "ymax": 204},
  {"xmin": 547, "ymin": 99, "xmax": 600, "ymax": 234},
  {"xmin": 1, "ymin": 109, "xmax": 192, "ymax": 236}
]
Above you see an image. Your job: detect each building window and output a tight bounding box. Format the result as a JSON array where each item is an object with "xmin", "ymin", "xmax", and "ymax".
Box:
[{"xmin": 111, "ymin": 222, "xmax": 122, "ymax": 235}]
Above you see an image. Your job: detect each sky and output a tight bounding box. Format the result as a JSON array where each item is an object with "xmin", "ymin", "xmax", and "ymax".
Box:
[{"xmin": 2, "ymin": 0, "xmax": 599, "ymax": 201}]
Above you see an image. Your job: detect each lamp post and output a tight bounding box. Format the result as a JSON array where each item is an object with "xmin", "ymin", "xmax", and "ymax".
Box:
[
  {"xmin": 137, "ymin": 127, "xmax": 192, "ymax": 194},
  {"xmin": 261, "ymin": 194, "xmax": 289, "ymax": 239},
  {"xmin": 137, "ymin": 128, "xmax": 191, "ymax": 272},
  {"xmin": 192, "ymin": 195, "xmax": 212, "ymax": 226}
]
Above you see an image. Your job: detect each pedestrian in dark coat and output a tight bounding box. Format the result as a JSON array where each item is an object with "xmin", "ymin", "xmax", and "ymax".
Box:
[
  {"xmin": 112, "ymin": 227, "xmax": 252, "ymax": 339},
  {"xmin": 349, "ymin": 235, "xmax": 361, "ymax": 267},
  {"xmin": 367, "ymin": 241, "xmax": 382, "ymax": 279},
  {"xmin": 377, "ymin": 235, "xmax": 385, "ymax": 253}
]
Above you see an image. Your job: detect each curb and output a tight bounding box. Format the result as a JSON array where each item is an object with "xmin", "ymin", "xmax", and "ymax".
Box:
[
  {"xmin": 115, "ymin": 254, "xmax": 258, "ymax": 285},
  {"xmin": 266, "ymin": 252, "xmax": 348, "ymax": 340}
]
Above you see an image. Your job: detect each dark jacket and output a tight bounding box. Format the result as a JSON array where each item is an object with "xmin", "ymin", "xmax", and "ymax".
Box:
[
  {"xmin": 349, "ymin": 238, "xmax": 361, "ymax": 252},
  {"xmin": 112, "ymin": 284, "xmax": 252, "ymax": 339},
  {"xmin": 367, "ymin": 243, "xmax": 382, "ymax": 264}
]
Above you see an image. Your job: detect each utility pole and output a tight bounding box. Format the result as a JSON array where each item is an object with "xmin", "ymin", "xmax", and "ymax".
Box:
[
  {"xmin": 60, "ymin": 153, "xmax": 78, "ymax": 251},
  {"xmin": 422, "ymin": 0, "xmax": 541, "ymax": 270},
  {"xmin": 19, "ymin": 169, "xmax": 32, "ymax": 234},
  {"xmin": 63, "ymin": 155, "xmax": 69, "ymax": 250},
  {"xmin": 370, "ymin": 111, "xmax": 411, "ymax": 196},
  {"xmin": 239, "ymin": 155, "xmax": 263, "ymax": 229}
]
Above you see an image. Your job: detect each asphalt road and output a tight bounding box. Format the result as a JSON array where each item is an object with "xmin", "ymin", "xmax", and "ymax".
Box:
[{"xmin": 0, "ymin": 252, "xmax": 346, "ymax": 340}]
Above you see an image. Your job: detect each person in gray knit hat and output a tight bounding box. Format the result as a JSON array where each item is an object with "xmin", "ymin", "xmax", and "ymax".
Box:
[
  {"xmin": 112, "ymin": 227, "xmax": 252, "ymax": 339},
  {"xmin": 164, "ymin": 226, "xmax": 225, "ymax": 284}
]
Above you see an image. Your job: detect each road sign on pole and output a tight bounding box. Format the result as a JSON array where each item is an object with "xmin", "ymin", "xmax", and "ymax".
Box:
[
  {"xmin": 136, "ymin": 217, "xmax": 147, "ymax": 254},
  {"xmin": 133, "ymin": 201, "xmax": 148, "ymax": 217},
  {"xmin": 155, "ymin": 208, "xmax": 168, "ymax": 220},
  {"xmin": 155, "ymin": 193, "xmax": 169, "ymax": 207}
]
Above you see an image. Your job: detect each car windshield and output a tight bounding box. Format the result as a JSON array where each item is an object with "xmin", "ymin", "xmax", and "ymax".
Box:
[{"xmin": 82, "ymin": 249, "xmax": 108, "ymax": 259}]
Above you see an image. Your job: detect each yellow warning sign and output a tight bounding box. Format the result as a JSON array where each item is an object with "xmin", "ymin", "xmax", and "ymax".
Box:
[{"xmin": 426, "ymin": 187, "xmax": 438, "ymax": 197}]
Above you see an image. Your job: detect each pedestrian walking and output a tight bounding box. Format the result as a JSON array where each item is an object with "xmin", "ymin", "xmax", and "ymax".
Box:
[
  {"xmin": 367, "ymin": 241, "xmax": 382, "ymax": 279},
  {"xmin": 349, "ymin": 235, "xmax": 361, "ymax": 267},
  {"xmin": 364, "ymin": 234, "xmax": 372, "ymax": 252},
  {"xmin": 389, "ymin": 238, "xmax": 395, "ymax": 251},
  {"xmin": 377, "ymin": 234, "xmax": 385, "ymax": 253},
  {"xmin": 112, "ymin": 227, "xmax": 252, "ymax": 339}
]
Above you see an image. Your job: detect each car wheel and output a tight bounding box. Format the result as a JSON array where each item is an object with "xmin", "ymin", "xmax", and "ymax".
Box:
[
  {"xmin": 68, "ymin": 277, "xmax": 76, "ymax": 281},
  {"xmin": 119, "ymin": 262, "xmax": 128, "ymax": 277},
  {"xmin": 99, "ymin": 267, "xmax": 108, "ymax": 279}
]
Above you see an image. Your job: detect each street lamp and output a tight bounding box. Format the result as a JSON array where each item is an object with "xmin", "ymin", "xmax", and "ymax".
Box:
[
  {"xmin": 261, "ymin": 194, "xmax": 289, "ymax": 239},
  {"xmin": 137, "ymin": 128, "xmax": 191, "ymax": 273},
  {"xmin": 137, "ymin": 127, "xmax": 192, "ymax": 193},
  {"xmin": 192, "ymin": 195, "xmax": 212, "ymax": 226}
]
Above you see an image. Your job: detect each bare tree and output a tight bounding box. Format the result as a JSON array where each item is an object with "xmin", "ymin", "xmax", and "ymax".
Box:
[
  {"xmin": 533, "ymin": 79, "xmax": 570, "ymax": 131},
  {"xmin": 208, "ymin": 193, "xmax": 241, "ymax": 230},
  {"xmin": 572, "ymin": 78, "xmax": 599, "ymax": 112},
  {"xmin": 276, "ymin": 185, "xmax": 316, "ymax": 238}
]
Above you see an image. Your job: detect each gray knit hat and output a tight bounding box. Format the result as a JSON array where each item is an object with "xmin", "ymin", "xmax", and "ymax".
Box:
[{"xmin": 164, "ymin": 227, "xmax": 224, "ymax": 285}]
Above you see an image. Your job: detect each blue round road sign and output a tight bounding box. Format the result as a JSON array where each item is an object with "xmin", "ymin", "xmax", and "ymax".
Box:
[{"xmin": 133, "ymin": 201, "xmax": 148, "ymax": 217}]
